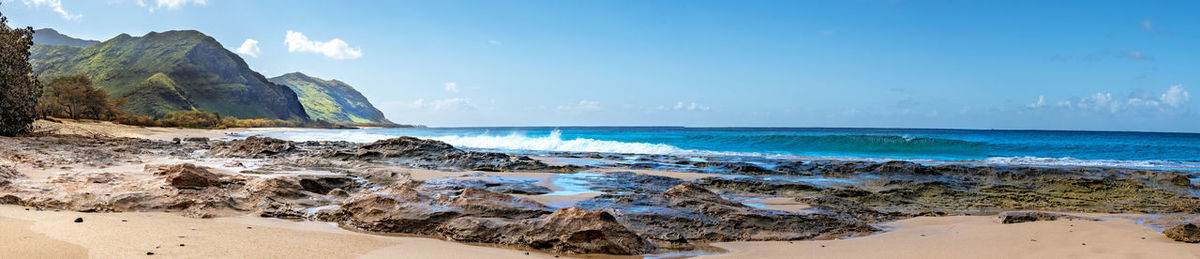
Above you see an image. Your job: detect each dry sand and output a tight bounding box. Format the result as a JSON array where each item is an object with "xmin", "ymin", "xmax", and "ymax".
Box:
[
  {"xmin": 702, "ymin": 215, "xmax": 1200, "ymax": 259},
  {"xmin": 31, "ymin": 119, "xmax": 288, "ymax": 141},
  {"xmin": 0, "ymin": 205, "xmax": 561, "ymax": 259}
]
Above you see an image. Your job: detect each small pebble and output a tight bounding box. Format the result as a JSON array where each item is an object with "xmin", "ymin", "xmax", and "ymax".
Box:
[
  {"xmin": 1141, "ymin": 237, "xmax": 1146, "ymax": 240},
  {"xmin": 247, "ymin": 227, "xmax": 253, "ymax": 229},
  {"xmin": 121, "ymin": 219, "xmax": 127, "ymax": 222},
  {"xmin": 820, "ymin": 244, "xmax": 826, "ymax": 248},
  {"xmin": 179, "ymin": 244, "xmax": 185, "ymax": 247},
  {"xmin": 146, "ymin": 252, "xmax": 155, "ymax": 256},
  {"xmin": 1030, "ymin": 239, "xmax": 1037, "ymax": 242},
  {"xmin": 524, "ymin": 252, "xmax": 530, "ymax": 255},
  {"xmin": 788, "ymin": 241, "xmax": 794, "ymax": 244},
  {"xmin": 920, "ymin": 234, "xmax": 926, "ymax": 237},
  {"xmin": 74, "ymin": 217, "xmax": 83, "ymax": 223},
  {"xmin": 24, "ymin": 208, "xmax": 29, "ymax": 211},
  {"xmin": 1082, "ymin": 243, "xmax": 1086, "ymax": 246}
]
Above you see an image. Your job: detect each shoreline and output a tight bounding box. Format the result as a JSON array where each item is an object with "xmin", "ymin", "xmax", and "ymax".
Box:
[{"xmin": 2, "ymin": 120, "xmax": 1199, "ymax": 258}]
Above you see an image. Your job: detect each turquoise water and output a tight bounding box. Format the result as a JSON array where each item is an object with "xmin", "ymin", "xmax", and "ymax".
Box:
[{"xmin": 254, "ymin": 127, "xmax": 1200, "ymax": 170}]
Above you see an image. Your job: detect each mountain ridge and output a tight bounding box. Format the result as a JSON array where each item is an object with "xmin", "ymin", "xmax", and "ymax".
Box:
[
  {"xmin": 268, "ymin": 72, "xmax": 392, "ymax": 124},
  {"xmin": 32, "ymin": 28, "xmax": 100, "ymax": 48},
  {"xmin": 30, "ymin": 30, "xmax": 310, "ymax": 121}
]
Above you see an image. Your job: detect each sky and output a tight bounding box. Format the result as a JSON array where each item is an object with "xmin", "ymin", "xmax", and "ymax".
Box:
[{"xmin": 5, "ymin": 0, "xmax": 1200, "ymax": 132}]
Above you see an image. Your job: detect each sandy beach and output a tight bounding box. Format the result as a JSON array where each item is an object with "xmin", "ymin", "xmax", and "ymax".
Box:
[{"xmin": 704, "ymin": 215, "xmax": 1200, "ymax": 259}]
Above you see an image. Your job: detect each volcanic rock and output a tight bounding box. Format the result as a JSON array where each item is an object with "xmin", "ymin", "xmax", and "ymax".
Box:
[
  {"xmin": 1164, "ymin": 223, "xmax": 1200, "ymax": 243},
  {"xmin": 153, "ymin": 164, "xmax": 221, "ymax": 189},
  {"xmin": 209, "ymin": 136, "xmax": 296, "ymax": 158}
]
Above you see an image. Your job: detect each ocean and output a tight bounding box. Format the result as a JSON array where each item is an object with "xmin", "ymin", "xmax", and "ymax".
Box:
[{"xmin": 251, "ymin": 127, "xmax": 1200, "ymax": 171}]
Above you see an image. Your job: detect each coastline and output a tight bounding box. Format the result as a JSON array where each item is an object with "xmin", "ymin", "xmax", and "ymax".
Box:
[{"xmin": 2, "ymin": 120, "xmax": 1198, "ymax": 258}]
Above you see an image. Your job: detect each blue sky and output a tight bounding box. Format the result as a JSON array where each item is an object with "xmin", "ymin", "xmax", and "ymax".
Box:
[{"xmin": 6, "ymin": 0, "xmax": 1200, "ymax": 131}]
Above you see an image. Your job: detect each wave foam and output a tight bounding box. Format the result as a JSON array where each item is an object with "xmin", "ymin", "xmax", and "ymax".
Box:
[
  {"xmin": 983, "ymin": 156, "xmax": 1200, "ymax": 170},
  {"xmin": 430, "ymin": 130, "xmax": 690, "ymax": 155}
]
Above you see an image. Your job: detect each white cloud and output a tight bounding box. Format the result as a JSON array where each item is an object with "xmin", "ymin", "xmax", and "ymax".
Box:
[
  {"xmin": 22, "ymin": 0, "xmax": 81, "ymax": 20},
  {"xmin": 1027, "ymin": 96, "xmax": 1046, "ymax": 108},
  {"xmin": 411, "ymin": 98, "xmax": 475, "ymax": 111},
  {"xmin": 487, "ymin": 40, "xmax": 502, "ymax": 45},
  {"xmin": 234, "ymin": 39, "xmax": 261, "ymax": 58},
  {"xmin": 671, "ymin": 101, "xmax": 710, "ymax": 111},
  {"xmin": 1027, "ymin": 85, "xmax": 1191, "ymax": 114},
  {"xmin": 557, "ymin": 100, "xmax": 602, "ymax": 111},
  {"xmin": 444, "ymin": 82, "xmax": 459, "ymax": 93},
  {"xmin": 284, "ymin": 30, "xmax": 363, "ymax": 60},
  {"xmin": 137, "ymin": 0, "xmax": 206, "ymax": 12}
]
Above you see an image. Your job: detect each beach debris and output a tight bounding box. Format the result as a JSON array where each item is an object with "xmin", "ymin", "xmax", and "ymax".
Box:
[
  {"xmin": 1164, "ymin": 223, "xmax": 1200, "ymax": 243},
  {"xmin": 73, "ymin": 217, "xmax": 83, "ymax": 223}
]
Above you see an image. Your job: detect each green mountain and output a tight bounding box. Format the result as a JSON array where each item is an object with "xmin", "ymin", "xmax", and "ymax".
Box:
[
  {"xmin": 29, "ymin": 30, "xmax": 309, "ymax": 120},
  {"xmin": 268, "ymin": 72, "xmax": 392, "ymax": 124},
  {"xmin": 32, "ymin": 28, "xmax": 100, "ymax": 48}
]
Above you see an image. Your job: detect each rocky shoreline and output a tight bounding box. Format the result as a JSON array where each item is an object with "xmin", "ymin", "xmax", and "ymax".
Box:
[{"xmin": 1, "ymin": 132, "xmax": 1199, "ymax": 256}]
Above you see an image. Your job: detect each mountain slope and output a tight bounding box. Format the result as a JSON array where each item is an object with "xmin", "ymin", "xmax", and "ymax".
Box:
[
  {"xmin": 29, "ymin": 30, "xmax": 309, "ymax": 120},
  {"xmin": 32, "ymin": 28, "xmax": 100, "ymax": 47},
  {"xmin": 268, "ymin": 72, "xmax": 392, "ymax": 124}
]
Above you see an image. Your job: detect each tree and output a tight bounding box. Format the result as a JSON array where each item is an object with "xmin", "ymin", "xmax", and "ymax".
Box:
[
  {"xmin": 40, "ymin": 75, "xmax": 117, "ymax": 120},
  {"xmin": 0, "ymin": 3, "xmax": 41, "ymax": 136}
]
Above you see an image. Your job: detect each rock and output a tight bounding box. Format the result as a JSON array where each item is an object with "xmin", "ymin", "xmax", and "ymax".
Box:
[
  {"xmin": 448, "ymin": 188, "xmax": 552, "ymax": 219},
  {"xmin": 578, "ymin": 182, "xmax": 877, "ymax": 246},
  {"xmin": 1164, "ymin": 223, "xmax": 1200, "ymax": 243},
  {"xmin": 184, "ymin": 137, "xmax": 209, "ymax": 142},
  {"xmin": 1167, "ymin": 174, "xmax": 1192, "ymax": 188},
  {"xmin": 721, "ymin": 162, "xmax": 776, "ymax": 175},
  {"xmin": 326, "ymin": 137, "xmax": 549, "ymax": 171},
  {"xmin": 73, "ymin": 217, "xmax": 83, "ymax": 223},
  {"xmin": 209, "ymin": 136, "xmax": 296, "ymax": 158},
  {"xmin": 505, "ymin": 208, "xmax": 657, "ymax": 255},
  {"xmin": 998, "ymin": 211, "xmax": 1095, "ymax": 224},
  {"xmin": 153, "ymin": 164, "xmax": 222, "ymax": 189},
  {"xmin": 0, "ymin": 165, "xmax": 24, "ymax": 186}
]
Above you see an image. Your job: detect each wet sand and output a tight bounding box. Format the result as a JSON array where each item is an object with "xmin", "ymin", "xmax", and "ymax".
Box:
[{"xmin": 702, "ymin": 215, "xmax": 1200, "ymax": 259}]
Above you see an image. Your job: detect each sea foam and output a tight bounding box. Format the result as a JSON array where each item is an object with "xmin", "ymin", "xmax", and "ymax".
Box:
[{"xmin": 430, "ymin": 130, "xmax": 689, "ymax": 155}]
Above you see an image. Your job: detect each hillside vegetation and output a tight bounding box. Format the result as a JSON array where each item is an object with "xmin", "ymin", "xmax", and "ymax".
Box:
[{"xmin": 268, "ymin": 72, "xmax": 392, "ymax": 124}]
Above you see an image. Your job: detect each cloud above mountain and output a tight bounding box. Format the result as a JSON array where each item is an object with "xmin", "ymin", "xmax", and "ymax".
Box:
[
  {"xmin": 234, "ymin": 39, "xmax": 260, "ymax": 58},
  {"xmin": 284, "ymin": 30, "xmax": 363, "ymax": 60},
  {"xmin": 22, "ymin": 0, "xmax": 80, "ymax": 20}
]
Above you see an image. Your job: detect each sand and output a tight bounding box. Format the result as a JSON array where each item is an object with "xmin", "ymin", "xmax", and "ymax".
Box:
[
  {"xmin": 31, "ymin": 119, "xmax": 288, "ymax": 141},
  {"xmin": 702, "ymin": 215, "xmax": 1200, "ymax": 259},
  {"xmin": 0, "ymin": 205, "xmax": 561, "ymax": 258}
]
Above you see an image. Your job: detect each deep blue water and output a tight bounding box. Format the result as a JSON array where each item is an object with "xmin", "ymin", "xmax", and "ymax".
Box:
[{"xmin": 253, "ymin": 127, "xmax": 1200, "ymax": 170}]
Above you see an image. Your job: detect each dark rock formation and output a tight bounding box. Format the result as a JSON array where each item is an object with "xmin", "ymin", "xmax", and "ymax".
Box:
[
  {"xmin": 998, "ymin": 211, "xmax": 1095, "ymax": 224},
  {"xmin": 578, "ymin": 182, "xmax": 876, "ymax": 247},
  {"xmin": 1164, "ymin": 223, "xmax": 1200, "ymax": 243},
  {"xmin": 504, "ymin": 207, "xmax": 657, "ymax": 255},
  {"xmin": 209, "ymin": 136, "xmax": 296, "ymax": 158},
  {"xmin": 326, "ymin": 137, "xmax": 549, "ymax": 171}
]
